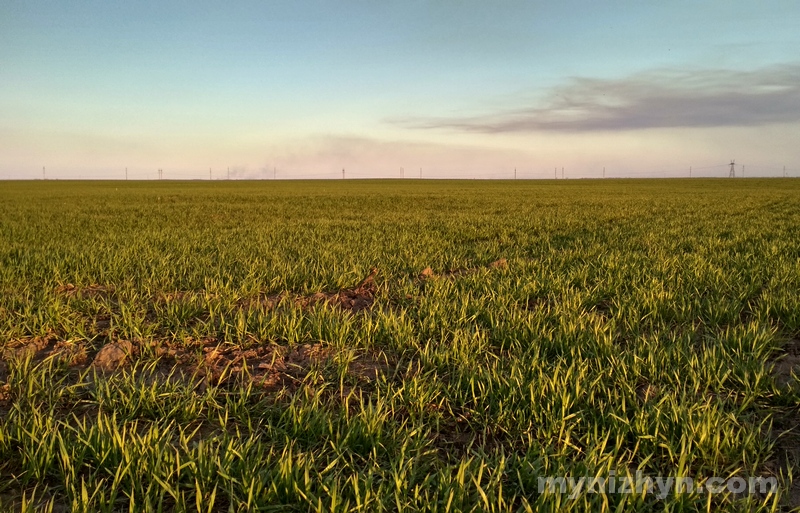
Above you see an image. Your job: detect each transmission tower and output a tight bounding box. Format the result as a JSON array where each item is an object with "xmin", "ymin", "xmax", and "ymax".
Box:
[{"xmin": 729, "ymin": 160, "xmax": 736, "ymax": 178}]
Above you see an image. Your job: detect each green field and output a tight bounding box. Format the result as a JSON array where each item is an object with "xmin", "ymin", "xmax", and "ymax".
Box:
[{"xmin": 1, "ymin": 179, "xmax": 798, "ymax": 511}]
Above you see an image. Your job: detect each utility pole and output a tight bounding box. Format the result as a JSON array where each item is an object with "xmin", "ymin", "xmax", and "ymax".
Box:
[
  {"xmin": 554, "ymin": 167, "xmax": 557, "ymax": 179},
  {"xmin": 561, "ymin": 167, "xmax": 564, "ymax": 179},
  {"xmin": 43, "ymin": 166, "xmax": 46, "ymax": 180},
  {"xmin": 274, "ymin": 167, "xmax": 276, "ymax": 180},
  {"xmin": 420, "ymin": 167, "xmax": 422, "ymax": 179},
  {"xmin": 514, "ymin": 168, "xmax": 517, "ymax": 180},
  {"xmin": 401, "ymin": 167, "xmax": 404, "ymax": 179},
  {"xmin": 603, "ymin": 167, "xmax": 605, "ymax": 179},
  {"xmin": 742, "ymin": 165, "xmax": 745, "ymax": 177},
  {"xmin": 209, "ymin": 168, "xmax": 212, "ymax": 180},
  {"xmin": 342, "ymin": 168, "xmax": 345, "ymax": 180},
  {"xmin": 729, "ymin": 160, "xmax": 736, "ymax": 178},
  {"xmin": 126, "ymin": 167, "xmax": 128, "ymax": 180},
  {"xmin": 689, "ymin": 166, "xmax": 692, "ymax": 178},
  {"xmin": 784, "ymin": 166, "xmax": 786, "ymax": 178},
  {"xmin": 227, "ymin": 167, "xmax": 230, "ymax": 180}
]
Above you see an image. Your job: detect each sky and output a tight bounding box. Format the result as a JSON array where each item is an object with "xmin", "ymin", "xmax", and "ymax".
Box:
[{"xmin": 1, "ymin": 0, "xmax": 799, "ymax": 180}]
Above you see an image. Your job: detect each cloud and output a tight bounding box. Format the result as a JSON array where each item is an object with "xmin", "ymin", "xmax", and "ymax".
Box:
[{"xmin": 395, "ymin": 65, "xmax": 800, "ymax": 133}]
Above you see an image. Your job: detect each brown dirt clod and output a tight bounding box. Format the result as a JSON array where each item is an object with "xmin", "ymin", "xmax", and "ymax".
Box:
[
  {"xmin": 489, "ymin": 258, "xmax": 508, "ymax": 269},
  {"xmin": 419, "ymin": 267, "xmax": 435, "ymax": 280},
  {"xmin": 91, "ymin": 340, "xmax": 134, "ymax": 371}
]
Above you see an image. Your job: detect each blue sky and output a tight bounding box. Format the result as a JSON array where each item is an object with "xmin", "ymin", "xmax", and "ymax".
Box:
[{"xmin": 2, "ymin": 1, "xmax": 799, "ymax": 179}]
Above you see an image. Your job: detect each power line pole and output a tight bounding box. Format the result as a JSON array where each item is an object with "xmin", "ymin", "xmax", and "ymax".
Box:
[
  {"xmin": 342, "ymin": 168, "xmax": 345, "ymax": 180},
  {"xmin": 420, "ymin": 167, "xmax": 422, "ymax": 179},
  {"xmin": 209, "ymin": 168, "xmax": 212, "ymax": 180},
  {"xmin": 126, "ymin": 167, "xmax": 128, "ymax": 180},
  {"xmin": 274, "ymin": 167, "xmax": 276, "ymax": 180},
  {"xmin": 689, "ymin": 166, "xmax": 692, "ymax": 178},
  {"xmin": 43, "ymin": 166, "xmax": 46, "ymax": 180},
  {"xmin": 729, "ymin": 160, "xmax": 736, "ymax": 178},
  {"xmin": 401, "ymin": 167, "xmax": 404, "ymax": 179},
  {"xmin": 554, "ymin": 167, "xmax": 557, "ymax": 179},
  {"xmin": 227, "ymin": 167, "xmax": 230, "ymax": 180},
  {"xmin": 561, "ymin": 167, "xmax": 564, "ymax": 179},
  {"xmin": 603, "ymin": 167, "xmax": 605, "ymax": 179},
  {"xmin": 514, "ymin": 168, "xmax": 517, "ymax": 180},
  {"xmin": 784, "ymin": 166, "xmax": 786, "ymax": 178}
]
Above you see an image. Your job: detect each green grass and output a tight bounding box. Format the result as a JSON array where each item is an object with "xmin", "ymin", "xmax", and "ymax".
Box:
[{"xmin": 0, "ymin": 179, "xmax": 798, "ymax": 511}]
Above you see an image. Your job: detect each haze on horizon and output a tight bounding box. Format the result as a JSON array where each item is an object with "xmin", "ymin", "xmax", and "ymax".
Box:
[{"xmin": 2, "ymin": 1, "xmax": 799, "ymax": 180}]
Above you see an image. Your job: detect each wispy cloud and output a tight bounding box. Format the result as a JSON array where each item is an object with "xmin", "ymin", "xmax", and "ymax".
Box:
[{"xmin": 395, "ymin": 65, "xmax": 800, "ymax": 133}]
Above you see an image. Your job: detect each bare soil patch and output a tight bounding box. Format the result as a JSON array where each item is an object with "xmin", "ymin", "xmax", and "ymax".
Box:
[
  {"xmin": 0, "ymin": 336, "xmax": 89, "ymax": 412},
  {"xmin": 200, "ymin": 342, "xmax": 328, "ymax": 389},
  {"xmin": 418, "ymin": 258, "xmax": 508, "ymax": 281},
  {"xmin": 636, "ymin": 378, "xmax": 660, "ymax": 404},
  {"xmin": 1, "ymin": 336, "xmax": 89, "ymax": 375},
  {"xmin": 1, "ymin": 333, "xmax": 398, "ymax": 400},
  {"xmin": 764, "ymin": 408, "xmax": 800, "ymax": 509},
  {"xmin": 240, "ymin": 267, "xmax": 379, "ymax": 313},
  {"xmin": 1, "ymin": 268, "xmax": 393, "ymax": 396},
  {"xmin": 54, "ymin": 283, "xmax": 114, "ymax": 299},
  {"xmin": 771, "ymin": 338, "xmax": 800, "ymax": 389},
  {"xmin": 766, "ymin": 338, "xmax": 800, "ymax": 508},
  {"xmin": 524, "ymin": 295, "xmax": 555, "ymax": 311}
]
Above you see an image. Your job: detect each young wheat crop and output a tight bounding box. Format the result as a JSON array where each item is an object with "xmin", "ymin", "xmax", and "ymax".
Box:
[{"xmin": 0, "ymin": 179, "xmax": 798, "ymax": 511}]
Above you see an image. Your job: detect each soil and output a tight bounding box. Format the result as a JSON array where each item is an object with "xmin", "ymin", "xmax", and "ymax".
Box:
[
  {"xmin": 418, "ymin": 258, "xmax": 508, "ymax": 281},
  {"xmin": 54, "ymin": 283, "xmax": 114, "ymax": 299},
  {"xmin": 238, "ymin": 267, "xmax": 380, "ymax": 313},
  {"xmin": 771, "ymin": 338, "xmax": 800, "ymax": 389},
  {"xmin": 766, "ymin": 338, "xmax": 800, "ymax": 509},
  {"xmin": 91, "ymin": 340, "xmax": 134, "ymax": 371},
  {"xmin": 0, "ymin": 334, "xmax": 394, "ymax": 399}
]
